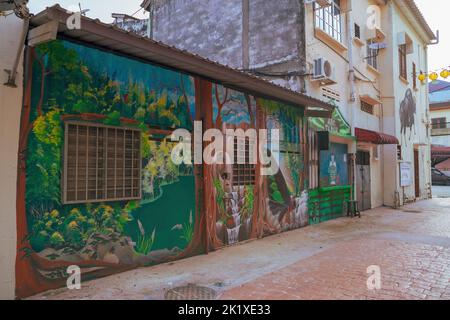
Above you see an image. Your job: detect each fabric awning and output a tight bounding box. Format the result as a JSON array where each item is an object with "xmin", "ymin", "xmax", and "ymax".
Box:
[{"xmin": 355, "ymin": 128, "xmax": 399, "ymax": 145}]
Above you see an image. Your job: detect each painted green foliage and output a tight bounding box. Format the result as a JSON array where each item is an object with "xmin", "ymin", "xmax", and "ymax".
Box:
[
  {"xmin": 26, "ymin": 39, "xmax": 196, "ymax": 266},
  {"xmin": 262, "ymin": 100, "xmax": 309, "ymax": 230}
]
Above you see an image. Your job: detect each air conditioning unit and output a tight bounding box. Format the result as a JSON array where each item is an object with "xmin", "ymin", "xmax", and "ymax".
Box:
[
  {"xmin": 304, "ymin": 0, "xmax": 332, "ymax": 8},
  {"xmin": 312, "ymin": 58, "xmax": 337, "ymax": 86}
]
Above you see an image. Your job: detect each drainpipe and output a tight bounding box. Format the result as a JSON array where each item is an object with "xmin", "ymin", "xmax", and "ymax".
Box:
[{"xmin": 346, "ymin": 7, "xmax": 357, "ymax": 201}]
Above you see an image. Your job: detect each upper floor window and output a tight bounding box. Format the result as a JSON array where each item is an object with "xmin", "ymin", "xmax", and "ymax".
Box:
[
  {"xmin": 399, "ymin": 44, "xmax": 408, "ymax": 80},
  {"xmin": 314, "ymin": 0, "xmax": 343, "ymax": 43},
  {"xmin": 367, "ymin": 39, "xmax": 378, "ymax": 70}
]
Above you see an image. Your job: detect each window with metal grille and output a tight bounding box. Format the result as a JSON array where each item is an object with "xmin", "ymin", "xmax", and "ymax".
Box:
[
  {"xmin": 314, "ymin": 0, "xmax": 342, "ymax": 43},
  {"xmin": 354, "ymin": 23, "xmax": 361, "ymax": 39},
  {"xmin": 432, "ymin": 117, "xmax": 447, "ymax": 129},
  {"xmin": 356, "ymin": 151, "xmax": 370, "ymax": 166},
  {"xmin": 412, "ymin": 62, "xmax": 417, "ymax": 90},
  {"xmin": 399, "ymin": 44, "xmax": 407, "ymax": 80},
  {"xmin": 397, "ymin": 145, "xmax": 402, "ymax": 160},
  {"xmin": 361, "ymin": 100, "xmax": 374, "ymax": 115},
  {"xmin": 232, "ymin": 136, "xmax": 256, "ymax": 187},
  {"xmin": 366, "ymin": 39, "xmax": 378, "ymax": 70},
  {"xmin": 63, "ymin": 122, "xmax": 141, "ymax": 204}
]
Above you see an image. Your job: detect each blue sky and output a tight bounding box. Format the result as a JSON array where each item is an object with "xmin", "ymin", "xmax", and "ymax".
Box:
[{"xmin": 28, "ymin": 0, "xmax": 448, "ymax": 72}]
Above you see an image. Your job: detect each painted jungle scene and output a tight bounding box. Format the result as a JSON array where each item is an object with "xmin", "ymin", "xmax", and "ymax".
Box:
[
  {"xmin": 17, "ymin": 39, "xmax": 198, "ymax": 296},
  {"xmin": 263, "ymin": 101, "xmax": 309, "ymax": 232},
  {"xmin": 208, "ymin": 87, "xmax": 309, "ymax": 248}
]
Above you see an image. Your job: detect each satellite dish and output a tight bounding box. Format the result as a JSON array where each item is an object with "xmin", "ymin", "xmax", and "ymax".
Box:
[
  {"xmin": 369, "ymin": 42, "xmax": 388, "ymax": 50},
  {"xmin": 0, "ymin": 0, "xmax": 27, "ymax": 13}
]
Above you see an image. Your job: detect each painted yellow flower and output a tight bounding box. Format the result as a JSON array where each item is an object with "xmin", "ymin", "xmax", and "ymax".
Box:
[
  {"xmin": 68, "ymin": 221, "xmax": 78, "ymax": 230},
  {"xmin": 50, "ymin": 210, "xmax": 59, "ymax": 218}
]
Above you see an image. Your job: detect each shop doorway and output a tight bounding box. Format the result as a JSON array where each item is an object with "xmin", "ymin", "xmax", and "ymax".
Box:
[{"xmin": 356, "ymin": 151, "xmax": 371, "ymax": 211}]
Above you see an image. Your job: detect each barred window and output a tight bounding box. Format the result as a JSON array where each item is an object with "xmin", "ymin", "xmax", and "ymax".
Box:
[
  {"xmin": 314, "ymin": 0, "xmax": 343, "ymax": 43},
  {"xmin": 232, "ymin": 136, "xmax": 256, "ymax": 187},
  {"xmin": 361, "ymin": 100, "xmax": 374, "ymax": 115},
  {"xmin": 367, "ymin": 39, "xmax": 378, "ymax": 70},
  {"xmin": 399, "ymin": 44, "xmax": 407, "ymax": 80},
  {"xmin": 63, "ymin": 122, "xmax": 141, "ymax": 204}
]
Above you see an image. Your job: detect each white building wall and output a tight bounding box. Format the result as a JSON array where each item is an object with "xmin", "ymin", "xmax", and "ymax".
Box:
[
  {"xmin": 304, "ymin": 0, "xmax": 385, "ymax": 208},
  {"xmin": 381, "ymin": 1, "xmax": 432, "ymax": 205},
  {"xmin": 0, "ymin": 15, "xmax": 25, "ymax": 299}
]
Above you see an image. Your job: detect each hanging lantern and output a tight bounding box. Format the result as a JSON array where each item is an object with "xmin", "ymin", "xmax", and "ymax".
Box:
[
  {"xmin": 440, "ymin": 69, "xmax": 450, "ymax": 79},
  {"xmin": 418, "ymin": 72, "xmax": 426, "ymax": 82},
  {"xmin": 429, "ymin": 72, "xmax": 439, "ymax": 81}
]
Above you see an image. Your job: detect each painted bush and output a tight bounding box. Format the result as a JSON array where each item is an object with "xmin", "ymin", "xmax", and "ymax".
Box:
[{"xmin": 19, "ymin": 39, "xmax": 197, "ymax": 294}]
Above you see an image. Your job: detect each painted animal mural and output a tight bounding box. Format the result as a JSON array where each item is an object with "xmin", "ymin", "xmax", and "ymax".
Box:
[{"xmin": 400, "ymin": 88, "xmax": 417, "ymax": 142}]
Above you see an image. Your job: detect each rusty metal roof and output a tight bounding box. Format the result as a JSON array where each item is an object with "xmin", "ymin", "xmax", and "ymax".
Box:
[{"xmin": 30, "ymin": 5, "xmax": 335, "ymax": 115}]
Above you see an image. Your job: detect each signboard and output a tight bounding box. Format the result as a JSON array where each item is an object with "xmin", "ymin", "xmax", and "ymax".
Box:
[{"xmin": 400, "ymin": 162, "xmax": 413, "ymax": 187}]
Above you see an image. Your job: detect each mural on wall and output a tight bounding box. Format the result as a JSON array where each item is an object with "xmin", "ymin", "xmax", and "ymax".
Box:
[
  {"xmin": 17, "ymin": 40, "xmax": 311, "ymax": 298},
  {"xmin": 263, "ymin": 101, "xmax": 309, "ymax": 232},
  {"xmin": 17, "ymin": 40, "xmax": 198, "ymax": 297},
  {"xmin": 400, "ymin": 88, "xmax": 417, "ymax": 142},
  {"xmin": 319, "ymin": 143, "xmax": 349, "ymax": 187}
]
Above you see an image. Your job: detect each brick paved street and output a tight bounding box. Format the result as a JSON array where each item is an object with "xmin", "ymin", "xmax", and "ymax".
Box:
[{"xmin": 29, "ymin": 199, "xmax": 450, "ymax": 300}]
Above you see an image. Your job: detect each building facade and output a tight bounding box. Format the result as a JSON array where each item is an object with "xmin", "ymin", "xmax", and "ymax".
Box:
[
  {"xmin": 2, "ymin": 5, "xmax": 340, "ymax": 299},
  {"xmin": 145, "ymin": 0, "xmax": 435, "ymax": 208},
  {"xmin": 0, "ymin": 2, "xmax": 435, "ymax": 299}
]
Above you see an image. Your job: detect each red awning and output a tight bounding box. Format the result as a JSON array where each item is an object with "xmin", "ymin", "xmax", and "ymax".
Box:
[
  {"xmin": 431, "ymin": 145, "xmax": 450, "ymax": 158},
  {"xmin": 355, "ymin": 128, "xmax": 399, "ymax": 145}
]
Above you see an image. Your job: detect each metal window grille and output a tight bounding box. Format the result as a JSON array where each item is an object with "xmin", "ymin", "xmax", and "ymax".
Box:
[
  {"xmin": 63, "ymin": 122, "xmax": 141, "ymax": 204},
  {"xmin": 412, "ymin": 62, "xmax": 417, "ymax": 89},
  {"xmin": 232, "ymin": 136, "xmax": 256, "ymax": 187},
  {"xmin": 361, "ymin": 100, "xmax": 374, "ymax": 115},
  {"xmin": 314, "ymin": 0, "xmax": 343, "ymax": 43},
  {"xmin": 367, "ymin": 39, "xmax": 378, "ymax": 70},
  {"xmin": 354, "ymin": 23, "xmax": 361, "ymax": 39},
  {"xmin": 399, "ymin": 44, "xmax": 407, "ymax": 80}
]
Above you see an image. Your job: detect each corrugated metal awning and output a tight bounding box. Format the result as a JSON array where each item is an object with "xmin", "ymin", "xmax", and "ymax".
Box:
[{"xmin": 29, "ymin": 5, "xmax": 335, "ymax": 117}]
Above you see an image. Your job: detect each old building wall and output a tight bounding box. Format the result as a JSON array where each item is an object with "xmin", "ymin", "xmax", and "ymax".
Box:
[
  {"xmin": 0, "ymin": 15, "xmax": 24, "ymax": 300},
  {"xmin": 152, "ymin": 0, "xmax": 305, "ymax": 91},
  {"xmin": 153, "ymin": 0, "xmax": 244, "ymax": 68}
]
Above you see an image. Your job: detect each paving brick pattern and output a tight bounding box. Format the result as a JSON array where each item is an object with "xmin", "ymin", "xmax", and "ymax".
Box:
[{"xmin": 221, "ymin": 239, "xmax": 450, "ymax": 300}]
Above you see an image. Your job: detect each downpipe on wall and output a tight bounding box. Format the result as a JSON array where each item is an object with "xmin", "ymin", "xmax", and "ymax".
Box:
[{"xmin": 345, "ymin": 8, "xmax": 357, "ymax": 201}]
